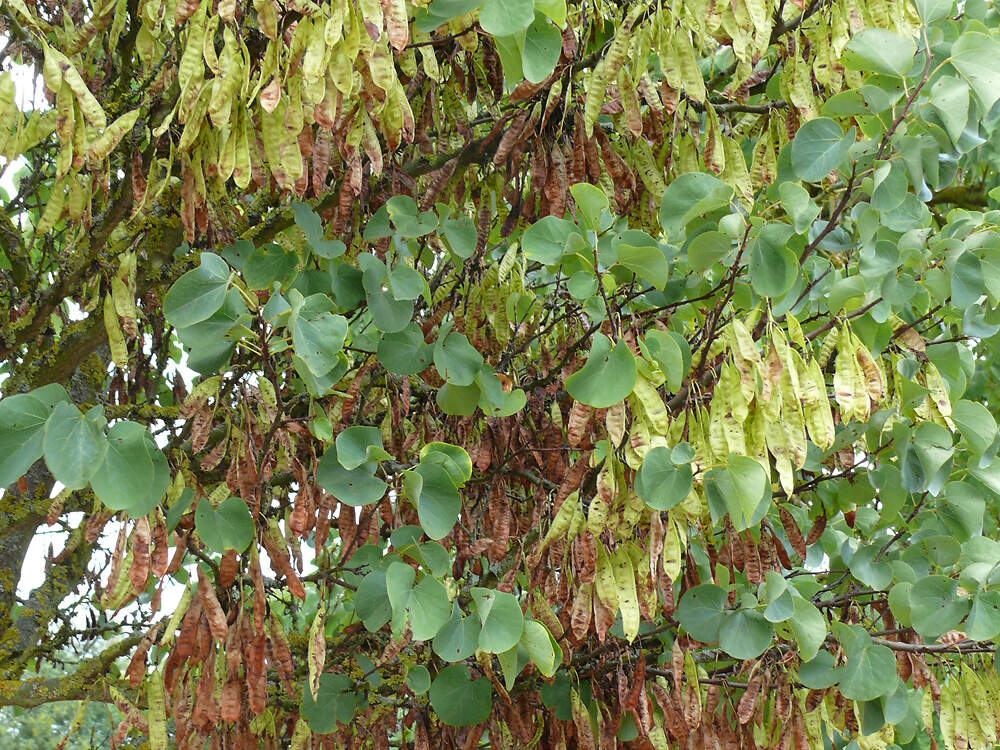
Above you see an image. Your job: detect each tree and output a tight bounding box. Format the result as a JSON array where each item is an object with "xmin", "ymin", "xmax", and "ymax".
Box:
[{"xmin": 1, "ymin": 0, "xmax": 1000, "ymax": 746}]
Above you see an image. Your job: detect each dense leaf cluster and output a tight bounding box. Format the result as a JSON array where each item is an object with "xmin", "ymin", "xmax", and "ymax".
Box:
[{"xmin": 2, "ymin": 0, "xmax": 1000, "ymax": 748}]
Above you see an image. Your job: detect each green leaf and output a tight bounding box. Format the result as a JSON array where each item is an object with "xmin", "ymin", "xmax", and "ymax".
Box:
[
  {"xmin": 419, "ymin": 442, "xmax": 473, "ymax": 484},
  {"xmin": 570, "ymin": 183, "xmax": 610, "ymax": 233},
  {"xmin": 842, "ymin": 29, "xmax": 916, "ymax": 77},
  {"xmin": 164, "ymin": 253, "xmax": 231, "ymax": 328},
  {"xmin": 642, "ymin": 330, "xmax": 690, "ymax": 392},
  {"xmin": 386, "ymin": 561, "xmax": 415, "ymax": 634},
  {"xmin": 616, "ymin": 242, "xmax": 669, "ymax": 289},
  {"xmin": 635, "ymin": 446, "xmax": 692, "ymax": 511},
  {"xmin": 705, "ymin": 455, "xmax": 771, "ymax": 531},
  {"xmin": 434, "ymin": 328, "xmax": 484, "ymax": 386},
  {"xmin": 719, "ymin": 609, "xmax": 774, "ymax": 660},
  {"xmin": 674, "ymin": 584, "xmax": 727, "ymax": 642},
  {"xmin": 335, "ymin": 426, "xmax": 387, "ymax": 470},
  {"xmin": 686, "ymin": 230, "xmax": 732, "ymax": 272},
  {"xmin": 965, "ymin": 591, "xmax": 1000, "ymax": 641},
  {"xmin": 243, "ymin": 244, "xmax": 297, "ymax": 290},
  {"xmin": 413, "ymin": 461, "xmax": 462, "ymax": 539},
  {"xmin": 429, "ymin": 665, "xmax": 492, "ymax": 727},
  {"xmin": 293, "ymin": 202, "xmax": 345, "ymax": 258},
  {"xmin": 90, "ymin": 421, "xmax": 158, "ymax": 516},
  {"xmin": 789, "ymin": 118, "xmax": 854, "ymax": 183},
  {"xmin": 441, "ymin": 214, "xmax": 477, "ymax": 258},
  {"xmin": 565, "ymin": 333, "xmax": 637, "ymax": 408},
  {"xmin": 838, "ymin": 627, "xmax": 897, "ymax": 701},
  {"xmin": 521, "ymin": 14, "xmax": 561, "ymax": 84},
  {"xmin": 433, "ymin": 607, "xmax": 482, "ymax": 662},
  {"xmin": 521, "ymin": 620, "xmax": 557, "ymax": 676},
  {"xmin": 478, "ymin": 0, "xmax": 534, "ymax": 36},
  {"xmin": 42, "ymin": 402, "xmax": 107, "ymax": 490},
  {"xmin": 301, "ymin": 673, "xmax": 357, "ymax": 734},
  {"xmin": 914, "ymin": 0, "xmax": 953, "ymax": 21},
  {"xmin": 436, "ymin": 382, "xmax": 481, "ymax": 416},
  {"xmin": 748, "ymin": 224, "xmax": 798, "ymax": 297},
  {"xmin": 659, "ymin": 173, "xmax": 734, "ymax": 239},
  {"xmin": 535, "ymin": 0, "xmax": 567, "ymax": 26},
  {"xmin": 377, "ymin": 324, "xmax": 433, "ymax": 375},
  {"xmin": 798, "ymin": 650, "xmax": 841, "ymax": 689},
  {"xmin": 522, "ymin": 216, "xmax": 581, "ymax": 264},
  {"xmin": 354, "ymin": 571, "xmax": 391, "ymax": 631},
  {"xmin": 293, "ymin": 352, "xmax": 349, "ymax": 398},
  {"xmin": 950, "ymin": 32, "xmax": 1000, "ymax": 112},
  {"xmin": 406, "ymin": 665, "xmax": 431, "ymax": 695},
  {"xmin": 778, "ymin": 183, "xmax": 821, "ymax": 234},
  {"xmin": 908, "ymin": 575, "xmax": 970, "ymax": 638},
  {"xmin": 388, "ymin": 263, "xmax": 429, "ymax": 302},
  {"xmin": 317, "ymin": 444, "xmax": 388, "ymax": 506},
  {"xmin": 930, "ymin": 76, "xmax": 970, "ymax": 145},
  {"xmin": 952, "ymin": 399, "xmax": 997, "ymax": 456},
  {"xmin": 407, "ymin": 575, "xmax": 452, "ymax": 640},
  {"xmin": 472, "ymin": 587, "xmax": 524, "ymax": 653},
  {"xmin": 0, "ymin": 391, "xmax": 60, "ymax": 487},
  {"xmin": 476, "ymin": 367, "xmax": 528, "ymax": 417},
  {"xmin": 789, "ymin": 596, "xmax": 827, "ymax": 662},
  {"xmin": 290, "ymin": 294, "xmax": 348, "ymax": 377},
  {"xmin": 195, "ymin": 495, "xmax": 255, "ymax": 553},
  {"xmin": 385, "ymin": 196, "xmax": 438, "ymax": 237}
]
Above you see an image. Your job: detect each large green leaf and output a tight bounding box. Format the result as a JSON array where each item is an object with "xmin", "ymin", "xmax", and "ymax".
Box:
[
  {"xmin": 163, "ymin": 252, "xmax": 231, "ymax": 328},
  {"xmin": 472, "ymin": 587, "xmax": 524, "ymax": 654},
  {"xmin": 565, "ymin": 333, "xmax": 637, "ymax": 408},
  {"xmin": 964, "ymin": 591, "xmax": 1000, "ymax": 640},
  {"xmin": 429, "ymin": 665, "xmax": 493, "ymax": 727},
  {"xmin": 616, "ymin": 242, "xmax": 669, "ymax": 289},
  {"xmin": 407, "ymin": 575, "xmax": 452, "ymax": 640},
  {"xmin": 522, "ymin": 216, "xmax": 580, "ymax": 264},
  {"xmin": 90, "ymin": 421, "xmax": 155, "ymax": 514},
  {"xmin": 335, "ymin": 426, "xmax": 389, "ymax": 471},
  {"xmin": 521, "ymin": 14, "xmax": 561, "ymax": 83},
  {"xmin": 433, "ymin": 607, "xmax": 482, "ymax": 662},
  {"xmin": 642, "ymin": 330, "xmax": 690, "ymax": 392},
  {"xmin": 317, "ymin": 444, "xmax": 388, "ymax": 506},
  {"xmin": 433, "ymin": 328, "xmax": 484, "ymax": 386},
  {"xmin": 290, "ymin": 293, "xmax": 348, "ymax": 377},
  {"xmin": 842, "ymin": 29, "xmax": 916, "ymax": 77},
  {"xmin": 719, "ymin": 609, "xmax": 774, "ymax": 660},
  {"xmin": 0, "ymin": 390, "xmax": 62, "ymax": 487},
  {"xmin": 419, "ymin": 442, "xmax": 473, "ymax": 484},
  {"xmin": 377, "ymin": 324, "xmax": 433, "ymax": 375},
  {"xmin": 412, "ymin": 461, "xmax": 462, "ymax": 539},
  {"xmin": 950, "ymin": 32, "xmax": 1000, "ymax": 112},
  {"xmin": 635, "ymin": 446, "xmax": 692, "ymax": 511},
  {"xmin": 521, "ymin": 620, "xmax": 557, "ymax": 676},
  {"xmin": 838, "ymin": 626, "xmax": 898, "ymax": 702},
  {"xmin": 748, "ymin": 223, "xmax": 798, "ymax": 297},
  {"xmin": 478, "ymin": 0, "xmax": 534, "ymax": 36},
  {"xmin": 300, "ymin": 673, "xmax": 357, "ymax": 734},
  {"xmin": 42, "ymin": 402, "xmax": 107, "ymax": 490},
  {"xmin": 355, "ymin": 571, "xmax": 391, "ymax": 631},
  {"xmin": 674, "ymin": 584, "xmax": 727, "ymax": 643},
  {"xmin": 705, "ymin": 455, "xmax": 771, "ymax": 531},
  {"xmin": 243, "ymin": 244, "xmax": 297, "ymax": 290},
  {"xmin": 789, "ymin": 596, "xmax": 828, "ymax": 662},
  {"xmin": 194, "ymin": 495, "xmax": 255, "ymax": 553},
  {"xmin": 790, "ymin": 118, "xmax": 854, "ymax": 183},
  {"xmin": 659, "ymin": 173, "xmax": 734, "ymax": 238},
  {"xmin": 293, "ymin": 201, "xmax": 346, "ymax": 259},
  {"xmin": 908, "ymin": 575, "xmax": 970, "ymax": 638}
]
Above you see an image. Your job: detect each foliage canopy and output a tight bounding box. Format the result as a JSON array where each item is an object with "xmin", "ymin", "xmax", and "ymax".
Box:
[{"xmin": 2, "ymin": 0, "xmax": 1000, "ymax": 747}]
